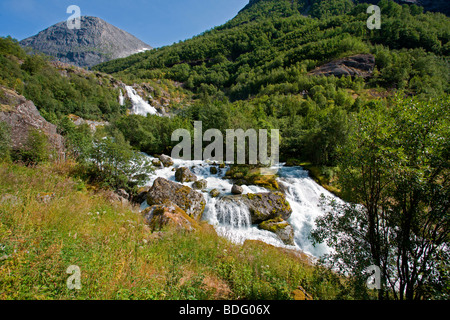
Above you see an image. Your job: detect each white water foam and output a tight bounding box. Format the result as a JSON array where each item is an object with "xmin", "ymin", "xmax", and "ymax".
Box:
[
  {"xmin": 119, "ymin": 89, "xmax": 125, "ymax": 106},
  {"xmin": 142, "ymin": 157, "xmax": 341, "ymax": 257},
  {"xmin": 124, "ymin": 85, "xmax": 158, "ymax": 116}
]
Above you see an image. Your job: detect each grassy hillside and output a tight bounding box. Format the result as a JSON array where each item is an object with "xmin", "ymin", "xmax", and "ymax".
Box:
[
  {"xmin": 0, "ymin": 163, "xmax": 353, "ymax": 300},
  {"xmin": 95, "ymin": 0, "xmax": 449, "ymax": 99},
  {"xmin": 0, "ymin": 37, "xmax": 190, "ymax": 123}
]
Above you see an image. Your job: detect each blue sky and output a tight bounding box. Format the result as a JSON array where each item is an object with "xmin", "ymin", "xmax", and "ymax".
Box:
[{"xmin": 0, "ymin": 0, "xmax": 249, "ymax": 48}]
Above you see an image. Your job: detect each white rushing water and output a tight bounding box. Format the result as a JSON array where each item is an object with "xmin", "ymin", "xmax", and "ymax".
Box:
[
  {"xmin": 141, "ymin": 157, "xmax": 341, "ymax": 258},
  {"xmin": 119, "ymin": 89, "xmax": 125, "ymax": 106},
  {"xmin": 124, "ymin": 85, "xmax": 158, "ymax": 116}
]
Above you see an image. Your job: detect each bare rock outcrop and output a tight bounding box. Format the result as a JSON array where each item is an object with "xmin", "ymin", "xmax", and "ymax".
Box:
[
  {"xmin": 0, "ymin": 86, "xmax": 65, "ymax": 159},
  {"xmin": 146, "ymin": 177, "xmax": 206, "ymax": 220},
  {"xmin": 308, "ymin": 54, "xmax": 376, "ymax": 79}
]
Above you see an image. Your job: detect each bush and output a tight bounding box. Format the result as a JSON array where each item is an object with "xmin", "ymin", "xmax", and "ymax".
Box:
[
  {"xmin": 0, "ymin": 121, "xmax": 11, "ymax": 162},
  {"xmin": 12, "ymin": 128, "xmax": 49, "ymax": 165}
]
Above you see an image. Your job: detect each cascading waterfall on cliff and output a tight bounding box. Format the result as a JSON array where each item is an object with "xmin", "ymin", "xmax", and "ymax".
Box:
[
  {"xmin": 119, "ymin": 89, "xmax": 125, "ymax": 106},
  {"xmin": 124, "ymin": 85, "xmax": 158, "ymax": 116},
  {"xmin": 142, "ymin": 157, "xmax": 342, "ymax": 258}
]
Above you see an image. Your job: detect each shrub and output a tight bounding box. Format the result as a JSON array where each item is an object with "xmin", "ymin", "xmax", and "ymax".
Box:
[
  {"xmin": 0, "ymin": 121, "xmax": 11, "ymax": 162},
  {"xmin": 12, "ymin": 128, "xmax": 49, "ymax": 165}
]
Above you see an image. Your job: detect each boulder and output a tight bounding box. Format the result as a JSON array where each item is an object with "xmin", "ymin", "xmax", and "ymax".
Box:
[
  {"xmin": 210, "ymin": 166, "xmax": 218, "ymax": 174},
  {"xmin": 133, "ymin": 186, "xmax": 150, "ymax": 204},
  {"xmin": 146, "ymin": 177, "xmax": 206, "ymax": 220},
  {"xmin": 192, "ymin": 179, "xmax": 207, "ymax": 190},
  {"xmin": 142, "ymin": 203, "xmax": 198, "ymax": 232},
  {"xmin": 0, "ymin": 86, "xmax": 65, "ymax": 160},
  {"xmin": 292, "ymin": 286, "xmax": 313, "ymax": 300},
  {"xmin": 115, "ymin": 188, "xmax": 129, "ymax": 200},
  {"xmin": 226, "ymin": 166, "xmax": 279, "ymax": 190},
  {"xmin": 175, "ymin": 167, "xmax": 198, "ymax": 183},
  {"xmin": 104, "ymin": 190, "xmax": 129, "ymax": 206},
  {"xmin": 308, "ymin": 54, "xmax": 376, "ymax": 79},
  {"xmin": 209, "ymin": 189, "xmax": 221, "ymax": 198},
  {"xmin": 159, "ymin": 154, "xmax": 174, "ymax": 167},
  {"xmin": 258, "ymin": 217, "xmax": 295, "ymax": 246},
  {"xmin": 152, "ymin": 159, "xmax": 162, "ymax": 167},
  {"xmin": 231, "ymin": 184, "xmax": 243, "ymax": 195},
  {"xmin": 221, "ymin": 192, "xmax": 292, "ymax": 224}
]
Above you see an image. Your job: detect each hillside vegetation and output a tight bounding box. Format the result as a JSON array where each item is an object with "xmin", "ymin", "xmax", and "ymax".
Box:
[{"xmin": 95, "ymin": 0, "xmax": 449, "ymax": 168}]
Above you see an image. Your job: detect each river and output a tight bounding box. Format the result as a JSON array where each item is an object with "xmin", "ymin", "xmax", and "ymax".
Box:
[{"xmin": 141, "ymin": 157, "xmax": 338, "ymax": 258}]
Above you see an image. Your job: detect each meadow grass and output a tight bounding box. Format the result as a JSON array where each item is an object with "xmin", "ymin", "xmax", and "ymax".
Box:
[{"xmin": 0, "ymin": 162, "xmax": 348, "ymax": 300}]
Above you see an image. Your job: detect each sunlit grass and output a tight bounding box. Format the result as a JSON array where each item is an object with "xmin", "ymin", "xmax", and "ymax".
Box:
[{"xmin": 0, "ymin": 162, "xmax": 349, "ymax": 300}]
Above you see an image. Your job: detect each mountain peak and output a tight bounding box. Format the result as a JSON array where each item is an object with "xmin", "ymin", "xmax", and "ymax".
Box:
[{"xmin": 20, "ymin": 16, "xmax": 152, "ymax": 68}]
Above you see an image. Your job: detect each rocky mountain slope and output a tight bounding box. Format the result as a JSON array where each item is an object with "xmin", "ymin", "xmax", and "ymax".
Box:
[{"xmin": 20, "ymin": 16, "xmax": 152, "ymax": 68}]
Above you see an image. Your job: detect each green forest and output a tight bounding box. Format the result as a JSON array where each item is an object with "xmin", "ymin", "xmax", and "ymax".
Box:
[
  {"xmin": 0, "ymin": 36, "xmax": 125, "ymax": 121},
  {"xmin": 92, "ymin": 0, "xmax": 449, "ymax": 169}
]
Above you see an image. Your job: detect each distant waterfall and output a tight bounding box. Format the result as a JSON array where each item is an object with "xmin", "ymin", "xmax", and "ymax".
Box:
[
  {"xmin": 119, "ymin": 89, "xmax": 125, "ymax": 106},
  {"xmin": 124, "ymin": 85, "xmax": 158, "ymax": 116}
]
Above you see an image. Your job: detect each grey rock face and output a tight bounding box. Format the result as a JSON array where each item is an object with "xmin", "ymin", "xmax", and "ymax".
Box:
[
  {"xmin": 308, "ymin": 54, "xmax": 376, "ymax": 78},
  {"xmin": 159, "ymin": 154, "xmax": 174, "ymax": 167},
  {"xmin": 175, "ymin": 167, "xmax": 198, "ymax": 183},
  {"xmin": 146, "ymin": 177, "xmax": 206, "ymax": 220},
  {"xmin": 231, "ymin": 184, "xmax": 244, "ymax": 195},
  {"xmin": 192, "ymin": 179, "xmax": 207, "ymax": 190},
  {"xmin": 258, "ymin": 218, "xmax": 295, "ymax": 246},
  {"xmin": 20, "ymin": 16, "xmax": 152, "ymax": 68},
  {"xmin": 0, "ymin": 86, "xmax": 65, "ymax": 159}
]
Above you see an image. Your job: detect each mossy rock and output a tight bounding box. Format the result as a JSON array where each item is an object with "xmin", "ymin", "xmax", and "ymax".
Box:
[
  {"xmin": 209, "ymin": 189, "xmax": 221, "ymax": 198},
  {"xmin": 209, "ymin": 166, "xmax": 218, "ymax": 174},
  {"xmin": 292, "ymin": 286, "xmax": 313, "ymax": 300},
  {"xmin": 258, "ymin": 217, "xmax": 295, "ymax": 246},
  {"xmin": 159, "ymin": 154, "xmax": 174, "ymax": 167},
  {"xmin": 152, "ymin": 159, "xmax": 162, "ymax": 167},
  {"xmin": 221, "ymin": 192, "xmax": 292, "ymax": 224},
  {"xmin": 175, "ymin": 167, "xmax": 198, "ymax": 183},
  {"xmin": 143, "ymin": 203, "xmax": 199, "ymax": 232},
  {"xmin": 226, "ymin": 166, "xmax": 279, "ymax": 190},
  {"xmin": 285, "ymin": 158, "xmax": 302, "ymax": 167},
  {"xmin": 192, "ymin": 179, "xmax": 207, "ymax": 190},
  {"xmin": 147, "ymin": 177, "xmax": 206, "ymax": 220}
]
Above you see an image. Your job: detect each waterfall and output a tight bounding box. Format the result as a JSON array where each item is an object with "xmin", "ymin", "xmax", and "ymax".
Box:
[
  {"xmin": 124, "ymin": 85, "xmax": 158, "ymax": 116},
  {"xmin": 142, "ymin": 157, "xmax": 341, "ymax": 258},
  {"xmin": 119, "ymin": 89, "xmax": 125, "ymax": 106}
]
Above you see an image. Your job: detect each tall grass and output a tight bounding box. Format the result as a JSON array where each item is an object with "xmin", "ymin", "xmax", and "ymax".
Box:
[{"xmin": 0, "ymin": 162, "xmax": 350, "ymax": 300}]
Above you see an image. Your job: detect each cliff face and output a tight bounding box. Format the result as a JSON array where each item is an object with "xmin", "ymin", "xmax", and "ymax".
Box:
[
  {"xmin": 20, "ymin": 16, "xmax": 152, "ymax": 68},
  {"xmin": 308, "ymin": 54, "xmax": 376, "ymax": 78},
  {"xmin": 0, "ymin": 86, "xmax": 65, "ymax": 159}
]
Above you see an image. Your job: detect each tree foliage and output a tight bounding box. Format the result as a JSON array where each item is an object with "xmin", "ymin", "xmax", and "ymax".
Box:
[{"xmin": 311, "ymin": 94, "xmax": 450, "ymax": 300}]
